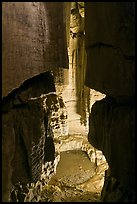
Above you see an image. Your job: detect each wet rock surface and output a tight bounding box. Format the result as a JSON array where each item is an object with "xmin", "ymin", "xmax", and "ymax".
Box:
[
  {"xmin": 49, "ymin": 150, "xmax": 96, "ymax": 186},
  {"xmin": 39, "ymin": 149, "xmax": 108, "ymax": 202}
]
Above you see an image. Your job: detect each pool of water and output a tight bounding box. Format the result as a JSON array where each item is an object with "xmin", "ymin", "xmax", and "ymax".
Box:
[{"xmin": 49, "ymin": 150, "xmax": 96, "ymax": 186}]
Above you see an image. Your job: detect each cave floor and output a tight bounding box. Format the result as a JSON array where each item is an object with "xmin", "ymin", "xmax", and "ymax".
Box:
[{"xmin": 41, "ymin": 150, "xmax": 107, "ymax": 202}]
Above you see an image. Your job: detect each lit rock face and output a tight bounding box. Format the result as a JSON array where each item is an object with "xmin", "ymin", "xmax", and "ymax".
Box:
[
  {"xmin": 43, "ymin": 93, "xmax": 68, "ymax": 138},
  {"xmin": 2, "ymin": 72, "xmax": 68, "ymax": 202},
  {"xmin": 60, "ymin": 2, "xmax": 105, "ymax": 135},
  {"xmin": 2, "ymin": 2, "xmax": 69, "ymax": 97}
]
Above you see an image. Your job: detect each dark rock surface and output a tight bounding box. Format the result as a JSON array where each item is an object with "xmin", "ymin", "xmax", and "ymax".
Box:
[
  {"xmin": 88, "ymin": 96, "xmax": 135, "ymax": 200},
  {"xmin": 2, "ymin": 72, "xmax": 68, "ymax": 202},
  {"xmin": 85, "ymin": 2, "xmax": 135, "ymax": 98},
  {"xmin": 2, "ymin": 2, "xmax": 69, "ymax": 97}
]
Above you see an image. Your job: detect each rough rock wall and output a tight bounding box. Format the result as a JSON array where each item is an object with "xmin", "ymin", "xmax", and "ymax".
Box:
[
  {"xmin": 85, "ymin": 2, "xmax": 135, "ymax": 98},
  {"xmin": 2, "ymin": 72, "xmax": 69, "ymax": 202},
  {"xmin": 2, "ymin": 73, "xmax": 54, "ymax": 201},
  {"xmin": 88, "ymin": 97, "xmax": 135, "ymax": 189},
  {"xmin": 2, "ymin": 2, "xmax": 69, "ymax": 97},
  {"xmin": 85, "ymin": 2, "xmax": 135, "ymax": 201},
  {"xmin": 70, "ymin": 2, "xmax": 90, "ymax": 126},
  {"xmin": 60, "ymin": 2, "xmax": 105, "ymax": 135},
  {"xmin": 2, "ymin": 2, "xmax": 70, "ymax": 201}
]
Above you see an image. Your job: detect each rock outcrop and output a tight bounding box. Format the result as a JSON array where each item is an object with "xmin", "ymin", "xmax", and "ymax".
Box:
[
  {"xmin": 85, "ymin": 2, "xmax": 135, "ymax": 98},
  {"xmin": 2, "ymin": 72, "xmax": 68, "ymax": 202},
  {"xmin": 85, "ymin": 2, "xmax": 135, "ymax": 202},
  {"xmin": 2, "ymin": 2, "xmax": 69, "ymax": 97}
]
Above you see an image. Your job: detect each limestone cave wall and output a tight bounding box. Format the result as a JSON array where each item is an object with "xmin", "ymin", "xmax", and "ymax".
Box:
[
  {"xmin": 2, "ymin": 2, "xmax": 70, "ymax": 202},
  {"xmin": 2, "ymin": 2, "xmax": 69, "ymax": 97},
  {"xmin": 85, "ymin": 2, "xmax": 135, "ymax": 202},
  {"xmin": 2, "ymin": 2, "xmax": 135, "ymax": 202},
  {"xmin": 60, "ymin": 2, "xmax": 105, "ymax": 135}
]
